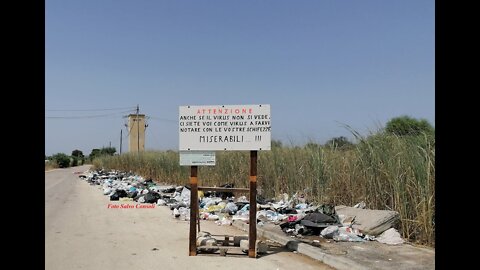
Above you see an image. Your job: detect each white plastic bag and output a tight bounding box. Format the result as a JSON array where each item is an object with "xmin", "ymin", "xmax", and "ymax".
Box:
[{"xmin": 376, "ymin": 228, "xmax": 404, "ymax": 245}]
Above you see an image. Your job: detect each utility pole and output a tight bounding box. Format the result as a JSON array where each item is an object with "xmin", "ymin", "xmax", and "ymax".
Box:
[
  {"xmin": 136, "ymin": 104, "xmax": 139, "ymax": 153},
  {"xmin": 120, "ymin": 129, "xmax": 123, "ymax": 154}
]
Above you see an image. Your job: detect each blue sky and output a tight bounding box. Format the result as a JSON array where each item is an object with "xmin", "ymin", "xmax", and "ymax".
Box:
[{"xmin": 45, "ymin": 0, "xmax": 434, "ymax": 156}]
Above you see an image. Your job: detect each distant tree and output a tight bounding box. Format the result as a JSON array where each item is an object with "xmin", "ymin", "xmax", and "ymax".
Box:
[
  {"xmin": 88, "ymin": 147, "xmax": 116, "ymax": 161},
  {"xmin": 88, "ymin": 149, "xmax": 101, "ymax": 161},
  {"xmin": 385, "ymin": 116, "xmax": 434, "ymax": 136},
  {"xmin": 71, "ymin": 149, "xmax": 84, "ymax": 165},
  {"xmin": 100, "ymin": 147, "xmax": 116, "ymax": 156},
  {"xmin": 71, "ymin": 157, "xmax": 78, "ymax": 166},
  {"xmin": 51, "ymin": 153, "xmax": 70, "ymax": 168},
  {"xmin": 71, "ymin": 149, "xmax": 84, "ymax": 158},
  {"xmin": 325, "ymin": 136, "xmax": 354, "ymax": 150}
]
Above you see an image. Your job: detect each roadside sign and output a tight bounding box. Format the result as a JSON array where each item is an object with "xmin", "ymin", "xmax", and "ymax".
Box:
[
  {"xmin": 179, "ymin": 151, "xmax": 216, "ymax": 166},
  {"xmin": 179, "ymin": 104, "xmax": 271, "ymax": 151}
]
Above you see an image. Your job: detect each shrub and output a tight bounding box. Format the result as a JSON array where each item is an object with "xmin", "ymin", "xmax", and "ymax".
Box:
[{"xmin": 51, "ymin": 153, "xmax": 70, "ymax": 168}]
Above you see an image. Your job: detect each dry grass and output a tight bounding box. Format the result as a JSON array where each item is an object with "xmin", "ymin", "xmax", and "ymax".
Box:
[
  {"xmin": 45, "ymin": 160, "xmax": 59, "ymax": 171},
  {"xmin": 93, "ymin": 133, "xmax": 435, "ymax": 247}
]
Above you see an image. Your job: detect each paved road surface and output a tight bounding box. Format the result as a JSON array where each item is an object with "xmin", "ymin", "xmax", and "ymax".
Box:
[{"xmin": 45, "ymin": 165, "xmax": 334, "ymax": 270}]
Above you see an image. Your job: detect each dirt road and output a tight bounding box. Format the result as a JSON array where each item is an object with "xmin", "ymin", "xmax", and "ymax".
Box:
[{"xmin": 45, "ymin": 165, "xmax": 334, "ymax": 270}]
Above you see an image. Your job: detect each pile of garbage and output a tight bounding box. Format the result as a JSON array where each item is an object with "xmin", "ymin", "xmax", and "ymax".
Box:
[
  {"xmin": 79, "ymin": 169, "xmax": 184, "ymax": 205},
  {"xmin": 275, "ymin": 201, "xmax": 404, "ymax": 244},
  {"xmin": 79, "ymin": 169, "xmax": 404, "ymax": 246}
]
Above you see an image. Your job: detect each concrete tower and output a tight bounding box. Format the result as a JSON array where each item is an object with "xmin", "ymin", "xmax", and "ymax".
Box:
[{"xmin": 128, "ymin": 114, "xmax": 146, "ymax": 152}]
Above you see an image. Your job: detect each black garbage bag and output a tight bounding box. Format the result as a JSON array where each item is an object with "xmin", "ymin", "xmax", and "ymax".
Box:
[
  {"xmin": 161, "ymin": 187, "xmax": 176, "ymax": 193},
  {"xmin": 300, "ymin": 212, "xmax": 337, "ymax": 228},
  {"xmin": 110, "ymin": 189, "xmax": 128, "ymax": 201},
  {"xmin": 235, "ymin": 201, "xmax": 249, "ymax": 210},
  {"xmin": 204, "ymin": 183, "xmax": 234, "ymax": 199},
  {"xmin": 143, "ymin": 191, "xmax": 161, "ymax": 203},
  {"xmin": 280, "ymin": 219, "xmax": 302, "ymax": 231},
  {"xmin": 256, "ymin": 194, "xmax": 267, "ymax": 205},
  {"xmin": 278, "ymin": 208, "xmax": 298, "ymax": 214}
]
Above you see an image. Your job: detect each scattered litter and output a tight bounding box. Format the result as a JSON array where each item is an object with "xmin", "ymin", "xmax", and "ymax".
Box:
[
  {"xmin": 288, "ymin": 215, "xmax": 298, "ymax": 222},
  {"xmin": 321, "ymin": 226, "xmax": 339, "ymax": 238},
  {"xmin": 173, "ymin": 208, "xmax": 180, "ymax": 218},
  {"xmin": 376, "ymin": 228, "xmax": 404, "ymax": 245},
  {"xmin": 208, "ymin": 214, "xmax": 220, "ymax": 221},
  {"xmin": 79, "ymin": 169, "xmax": 406, "ymax": 249},
  {"xmin": 196, "ymin": 233, "xmax": 218, "ymax": 253},
  {"xmin": 215, "ymin": 217, "xmax": 232, "ymax": 226},
  {"xmin": 353, "ymin": 201, "xmax": 366, "ymax": 209},
  {"xmin": 333, "ymin": 232, "xmax": 365, "ymax": 242}
]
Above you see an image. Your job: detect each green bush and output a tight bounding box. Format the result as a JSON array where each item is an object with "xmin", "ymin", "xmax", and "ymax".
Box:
[
  {"xmin": 385, "ymin": 115, "xmax": 434, "ymax": 136},
  {"xmin": 51, "ymin": 153, "xmax": 71, "ymax": 168},
  {"xmin": 71, "ymin": 157, "xmax": 78, "ymax": 167}
]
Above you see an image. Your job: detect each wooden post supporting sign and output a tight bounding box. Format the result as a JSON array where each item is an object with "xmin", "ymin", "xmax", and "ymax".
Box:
[
  {"xmin": 189, "ymin": 166, "xmax": 198, "ymax": 256},
  {"xmin": 248, "ymin": 150, "xmax": 257, "ymax": 258}
]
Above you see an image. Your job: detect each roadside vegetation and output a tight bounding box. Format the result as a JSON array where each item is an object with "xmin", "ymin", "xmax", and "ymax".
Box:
[
  {"xmin": 44, "ymin": 159, "xmax": 59, "ymax": 171},
  {"xmin": 45, "ymin": 147, "xmax": 116, "ymax": 170},
  {"xmin": 92, "ymin": 116, "xmax": 435, "ymax": 247}
]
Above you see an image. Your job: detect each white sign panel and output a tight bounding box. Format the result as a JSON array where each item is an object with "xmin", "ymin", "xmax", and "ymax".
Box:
[
  {"xmin": 179, "ymin": 104, "xmax": 271, "ymax": 151},
  {"xmin": 179, "ymin": 151, "xmax": 216, "ymax": 166}
]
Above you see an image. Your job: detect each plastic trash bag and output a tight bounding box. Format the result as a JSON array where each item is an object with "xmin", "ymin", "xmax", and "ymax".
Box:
[
  {"xmin": 143, "ymin": 192, "xmax": 161, "ymax": 203},
  {"xmin": 215, "ymin": 217, "xmax": 232, "ymax": 226},
  {"xmin": 320, "ymin": 226, "xmax": 339, "ymax": 238},
  {"xmin": 354, "ymin": 201, "xmax": 366, "ymax": 209},
  {"xmin": 376, "ymin": 228, "xmax": 404, "ymax": 245},
  {"xmin": 333, "ymin": 227, "xmax": 365, "ymax": 242},
  {"xmin": 295, "ymin": 203, "xmax": 308, "ymax": 210},
  {"xmin": 110, "ymin": 190, "xmax": 128, "ymax": 201},
  {"xmin": 295, "ymin": 224, "xmax": 307, "ymax": 235},
  {"xmin": 224, "ymin": 202, "xmax": 238, "ymax": 214},
  {"xmin": 178, "ymin": 207, "xmax": 190, "ymax": 221},
  {"xmin": 173, "ymin": 208, "xmax": 180, "ymax": 218},
  {"xmin": 237, "ymin": 196, "xmax": 248, "ymax": 203},
  {"xmin": 288, "ymin": 215, "xmax": 298, "ymax": 222},
  {"xmin": 180, "ymin": 187, "xmax": 191, "ymax": 206}
]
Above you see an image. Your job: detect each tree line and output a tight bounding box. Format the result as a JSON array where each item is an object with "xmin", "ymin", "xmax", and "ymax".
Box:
[{"xmin": 45, "ymin": 147, "xmax": 117, "ymax": 168}]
